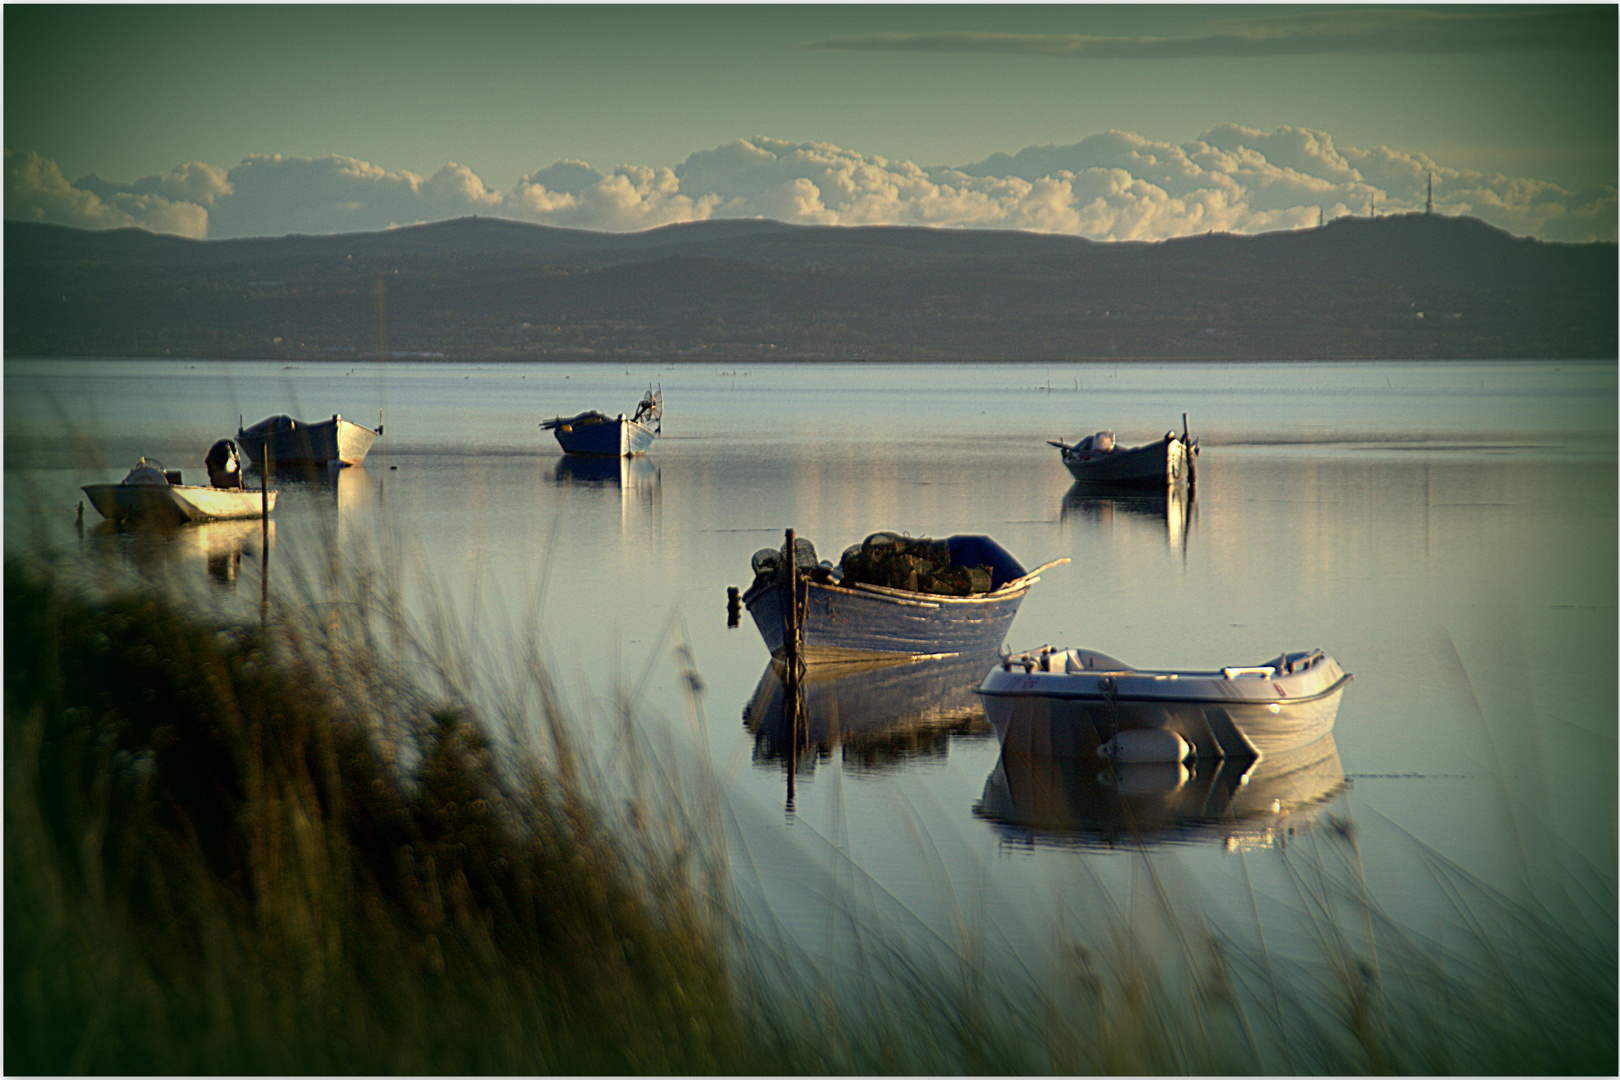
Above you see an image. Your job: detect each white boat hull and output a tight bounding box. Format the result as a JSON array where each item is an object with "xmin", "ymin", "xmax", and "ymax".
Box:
[
  {"xmin": 237, "ymin": 414, "xmax": 380, "ymax": 467},
  {"xmin": 976, "ymin": 647, "xmax": 1350, "ymax": 763},
  {"xmin": 83, "ymin": 482, "xmax": 276, "ymax": 524}
]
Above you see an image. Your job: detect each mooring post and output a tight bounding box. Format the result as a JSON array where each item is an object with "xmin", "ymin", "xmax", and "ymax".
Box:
[
  {"xmin": 1182, "ymin": 412, "xmax": 1197, "ymax": 495},
  {"xmin": 261, "ymin": 446, "xmax": 272, "ymax": 623},
  {"xmin": 783, "ymin": 528, "xmax": 801, "ymax": 670},
  {"xmin": 782, "ymin": 527, "xmax": 803, "ymax": 812},
  {"xmin": 785, "ymin": 659, "xmax": 799, "ymax": 813}
]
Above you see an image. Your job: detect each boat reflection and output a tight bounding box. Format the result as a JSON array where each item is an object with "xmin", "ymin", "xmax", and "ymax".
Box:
[
  {"xmin": 552, "ymin": 454, "xmax": 660, "ymax": 489},
  {"xmin": 975, "ymin": 733, "xmax": 1345, "ymax": 850},
  {"xmin": 258, "ymin": 459, "xmax": 376, "ymax": 510},
  {"xmin": 551, "ymin": 455, "xmax": 662, "ymax": 522},
  {"xmin": 743, "ymin": 651, "xmax": 997, "ymax": 788},
  {"xmin": 1060, "ymin": 479, "xmax": 1193, "ymax": 551},
  {"xmin": 86, "ymin": 516, "xmax": 274, "ymax": 589}
]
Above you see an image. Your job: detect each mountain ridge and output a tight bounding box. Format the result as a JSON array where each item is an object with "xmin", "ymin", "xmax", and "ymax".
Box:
[{"xmin": 6, "ymin": 214, "xmax": 1614, "ymax": 360}]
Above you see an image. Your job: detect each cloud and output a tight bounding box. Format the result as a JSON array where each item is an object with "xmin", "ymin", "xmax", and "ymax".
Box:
[
  {"xmin": 5, "ymin": 149, "xmax": 212, "ymax": 238},
  {"xmin": 800, "ymin": 7, "xmax": 1613, "ymax": 59},
  {"xmin": 5, "ymin": 127, "xmax": 1614, "ymax": 244}
]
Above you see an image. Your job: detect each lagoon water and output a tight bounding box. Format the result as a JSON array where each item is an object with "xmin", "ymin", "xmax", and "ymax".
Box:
[{"xmin": 6, "ymin": 357, "xmax": 1616, "ymax": 989}]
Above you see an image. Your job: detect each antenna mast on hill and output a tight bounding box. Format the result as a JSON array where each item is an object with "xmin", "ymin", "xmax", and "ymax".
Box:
[{"xmin": 1426, "ymin": 170, "xmax": 1434, "ymax": 214}]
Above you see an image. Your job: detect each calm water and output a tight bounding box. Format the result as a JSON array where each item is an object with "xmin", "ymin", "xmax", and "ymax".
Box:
[{"xmin": 6, "ymin": 357, "xmax": 1616, "ymax": 981}]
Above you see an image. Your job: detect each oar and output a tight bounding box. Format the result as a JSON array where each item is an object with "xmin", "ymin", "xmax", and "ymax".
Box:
[{"xmin": 998, "ymin": 557, "xmax": 1071, "ymax": 591}]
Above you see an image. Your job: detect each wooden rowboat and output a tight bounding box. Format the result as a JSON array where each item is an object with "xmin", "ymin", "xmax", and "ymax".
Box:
[
  {"xmin": 236, "ymin": 413, "xmax": 382, "ymax": 468},
  {"xmin": 543, "ymin": 385, "xmax": 661, "ymax": 456},
  {"xmin": 1050, "ymin": 415, "xmax": 1198, "ymax": 487},
  {"xmin": 743, "ymin": 531, "xmax": 1066, "ymax": 664}
]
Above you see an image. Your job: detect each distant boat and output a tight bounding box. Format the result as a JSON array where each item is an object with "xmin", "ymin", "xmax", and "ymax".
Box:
[
  {"xmin": 83, "ymin": 450, "xmax": 275, "ymax": 525},
  {"xmin": 976, "ymin": 645, "xmax": 1350, "ymax": 764},
  {"xmin": 743, "ymin": 530, "xmax": 1066, "ymax": 663},
  {"xmin": 543, "ymin": 385, "xmax": 661, "ymax": 456},
  {"xmin": 975, "ymin": 732, "xmax": 1347, "ymax": 850},
  {"xmin": 236, "ymin": 413, "xmax": 382, "ymax": 468},
  {"xmin": 1050, "ymin": 416, "xmax": 1198, "ymax": 487}
]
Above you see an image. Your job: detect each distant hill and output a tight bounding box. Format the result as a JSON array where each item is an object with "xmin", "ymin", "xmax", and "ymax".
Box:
[{"xmin": 5, "ymin": 214, "xmax": 1615, "ymax": 361}]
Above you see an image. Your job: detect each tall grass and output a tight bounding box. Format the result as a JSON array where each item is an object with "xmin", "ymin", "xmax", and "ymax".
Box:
[
  {"xmin": 4, "ymin": 558, "xmax": 746, "ymax": 1073},
  {"xmin": 6, "ymin": 546, "xmax": 1614, "ymax": 1074}
]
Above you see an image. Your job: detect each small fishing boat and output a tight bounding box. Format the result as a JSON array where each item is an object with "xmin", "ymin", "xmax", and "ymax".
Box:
[
  {"xmin": 975, "ymin": 732, "xmax": 1346, "ymax": 850},
  {"xmin": 236, "ymin": 412, "xmax": 382, "ymax": 468},
  {"xmin": 1050, "ymin": 415, "xmax": 1198, "ymax": 487},
  {"xmin": 83, "ymin": 443, "xmax": 276, "ymax": 525},
  {"xmin": 543, "ymin": 385, "xmax": 661, "ymax": 456},
  {"xmin": 976, "ymin": 645, "xmax": 1350, "ymax": 764},
  {"xmin": 743, "ymin": 530, "xmax": 1066, "ymax": 664}
]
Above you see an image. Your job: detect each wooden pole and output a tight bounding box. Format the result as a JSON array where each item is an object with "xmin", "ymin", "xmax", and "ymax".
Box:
[
  {"xmin": 783, "ymin": 528, "xmax": 800, "ymax": 671},
  {"xmin": 1182, "ymin": 412, "xmax": 1196, "ymax": 496},
  {"xmin": 260, "ymin": 446, "xmax": 272, "ymax": 624},
  {"xmin": 784, "ymin": 659, "xmax": 798, "ymax": 812},
  {"xmin": 782, "ymin": 527, "xmax": 802, "ymax": 812}
]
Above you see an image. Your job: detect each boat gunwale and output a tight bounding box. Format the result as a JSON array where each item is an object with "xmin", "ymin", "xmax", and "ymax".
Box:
[
  {"xmin": 781, "ymin": 574, "xmax": 1038, "ymax": 609},
  {"xmin": 975, "ymin": 672, "xmax": 1354, "ymax": 707}
]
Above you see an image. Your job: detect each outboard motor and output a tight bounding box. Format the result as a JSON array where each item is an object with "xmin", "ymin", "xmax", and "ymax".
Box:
[{"xmin": 205, "ymin": 438, "xmax": 243, "ymax": 488}]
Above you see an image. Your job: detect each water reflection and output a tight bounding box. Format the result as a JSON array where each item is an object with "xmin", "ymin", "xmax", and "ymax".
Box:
[
  {"xmin": 550, "ymin": 455, "xmax": 662, "ymax": 524},
  {"xmin": 552, "ymin": 454, "xmax": 660, "ymax": 490},
  {"xmin": 255, "ymin": 460, "xmax": 376, "ymax": 511},
  {"xmin": 1060, "ymin": 479, "xmax": 1193, "ymax": 551},
  {"xmin": 975, "ymin": 733, "xmax": 1345, "ymax": 850},
  {"xmin": 743, "ymin": 652, "xmax": 998, "ymax": 802},
  {"xmin": 85, "ymin": 517, "xmax": 274, "ymax": 590}
]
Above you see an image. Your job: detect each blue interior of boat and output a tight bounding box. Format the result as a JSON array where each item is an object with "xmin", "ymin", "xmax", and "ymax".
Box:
[{"xmin": 945, "ymin": 534, "xmax": 1027, "ymax": 587}]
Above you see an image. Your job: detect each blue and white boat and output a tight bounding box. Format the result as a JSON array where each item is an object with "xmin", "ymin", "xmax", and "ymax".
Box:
[
  {"xmin": 236, "ymin": 413, "xmax": 382, "ymax": 468},
  {"xmin": 743, "ymin": 531, "xmax": 1066, "ymax": 664},
  {"xmin": 1049, "ymin": 416, "xmax": 1198, "ymax": 488},
  {"xmin": 543, "ymin": 385, "xmax": 661, "ymax": 456}
]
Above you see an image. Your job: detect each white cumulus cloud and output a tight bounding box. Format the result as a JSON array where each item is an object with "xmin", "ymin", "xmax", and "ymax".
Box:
[
  {"xmin": 4, "ymin": 127, "xmax": 1614, "ymax": 243},
  {"xmin": 5, "ymin": 149, "xmax": 212, "ymax": 237}
]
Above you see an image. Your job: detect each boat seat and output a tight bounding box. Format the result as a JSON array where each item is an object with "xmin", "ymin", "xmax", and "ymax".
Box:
[{"xmin": 1063, "ymin": 649, "xmax": 1135, "ymax": 673}]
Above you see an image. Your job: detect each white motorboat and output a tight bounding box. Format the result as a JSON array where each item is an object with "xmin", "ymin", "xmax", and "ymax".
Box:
[
  {"xmin": 83, "ymin": 444, "xmax": 275, "ymax": 525},
  {"xmin": 975, "ymin": 645, "xmax": 1350, "ymax": 764}
]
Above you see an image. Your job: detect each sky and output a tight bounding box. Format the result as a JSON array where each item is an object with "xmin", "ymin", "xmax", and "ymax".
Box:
[{"xmin": 4, "ymin": 4, "xmax": 1615, "ymax": 243}]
